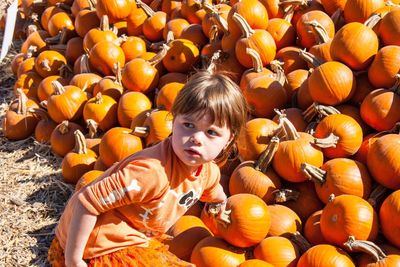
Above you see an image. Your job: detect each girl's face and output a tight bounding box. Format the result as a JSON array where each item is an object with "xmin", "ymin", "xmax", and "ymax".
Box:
[{"xmin": 171, "ymin": 112, "xmax": 233, "ymax": 170}]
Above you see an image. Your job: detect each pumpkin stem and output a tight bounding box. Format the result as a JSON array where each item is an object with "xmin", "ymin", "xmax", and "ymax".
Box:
[
  {"xmin": 99, "ymin": 15, "xmax": 110, "ymax": 31},
  {"xmin": 232, "ymin": 12, "xmax": 255, "ymax": 38},
  {"xmin": 254, "ymin": 136, "xmax": 279, "ymax": 173},
  {"xmin": 305, "ymin": 20, "xmax": 331, "ymax": 44},
  {"xmin": 281, "ymin": 116, "xmax": 300, "ymax": 140},
  {"xmin": 289, "ymin": 231, "xmax": 312, "ymax": 254},
  {"xmin": 26, "ymin": 24, "xmax": 38, "ymax": 36},
  {"xmin": 246, "ymin": 48, "xmax": 263, "ymax": 73},
  {"xmin": 211, "ymin": 12, "xmax": 229, "ymax": 35},
  {"xmin": 303, "ymin": 102, "xmax": 340, "ymax": 122},
  {"xmin": 149, "ymin": 44, "xmax": 169, "ymax": 65},
  {"xmin": 137, "ymin": 0, "xmax": 156, "ymax": 17},
  {"xmin": 95, "ymin": 92, "xmax": 103, "ymax": 104},
  {"xmin": 389, "ymin": 74, "xmax": 400, "ymax": 95},
  {"xmin": 367, "ymin": 184, "xmax": 388, "ymax": 208},
  {"xmin": 300, "ymin": 162, "xmax": 327, "ymax": 185},
  {"xmin": 328, "ymin": 193, "xmax": 335, "ymax": 202},
  {"xmin": 270, "ymin": 60, "xmax": 287, "ymax": 86},
  {"xmin": 133, "ymin": 126, "xmax": 150, "ymax": 137},
  {"xmin": 283, "ymin": 5, "xmax": 295, "ymax": 22},
  {"xmin": 299, "ymin": 49, "xmax": 324, "ymax": 67},
  {"xmin": 26, "ymin": 45, "xmax": 37, "ymax": 58},
  {"xmin": 51, "ymin": 80, "xmax": 66, "ymax": 95},
  {"xmin": 58, "ymin": 120, "xmax": 70, "ymax": 135},
  {"xmin": 73, "ymin": 130, "xmax": 88, "ymax": 154},
  {"xmin": 16, "ymin": 88, "xmax": 28, "ymax": 115},
  {"xmin": 279, "ymin": 0, "xmax": 309, "ymax": 8},
  {"xmin": 273, "ymin": 188, "xmax": 300, "ymax": 202},
  {"xmin": 364, "ymin": 13, "xmax": 382, "ymax": 29},
  {"xmin": 86, "ymin": 119, "xmax": 98, "ymax": 138},
  {"xmin": 344, "ymin": 236, "xmax": 387, "ymax": 262},
  {"xmin": 40, "ymin": 59, "xmax": 52, "ymax": 71},
  {"xmin": 313, "ymin": 132, "xmax": 339, "ymax": 148},
  {"xmin": 87, "ymin": 0, "xmax": 97, "ymax": 10},
  {"xmin": 113, "ymin": 62, "xmax": 123, "ymax": 85},
  {"xmin": 80, "ymin": 54, "xmax": 92, "ymax": 73},
  {"xmin": 40, "ymin": 100, "xmax": 48, "ymax": 110},
  {"xmin": 305, "ymin": 121, "xmax": 317, "ymax": 135},
  {"xmin": 202, "ymin": 2, "xmax": 217, "ymax": 13}
]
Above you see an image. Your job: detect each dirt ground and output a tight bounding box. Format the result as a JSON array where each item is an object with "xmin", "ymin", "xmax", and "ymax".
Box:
[{"xmin": 0, "ymin": 3, "xmax": 73, "ymax": 266}]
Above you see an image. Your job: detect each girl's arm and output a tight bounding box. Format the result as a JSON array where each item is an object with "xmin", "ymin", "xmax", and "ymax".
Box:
[{"xmin": 64, "ymin": 199, "xmax": 97, "ymax": 267}]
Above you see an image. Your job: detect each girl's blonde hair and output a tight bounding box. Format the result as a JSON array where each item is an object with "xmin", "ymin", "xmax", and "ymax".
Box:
[{"xmin": 171, "ymin": 70, "xmax": 249, "ymax": 163}]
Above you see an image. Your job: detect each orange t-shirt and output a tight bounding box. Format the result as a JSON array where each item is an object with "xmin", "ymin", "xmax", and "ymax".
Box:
[{"xmin": 55, "ymin": 137, "xmax": 225, "ymax": 259}]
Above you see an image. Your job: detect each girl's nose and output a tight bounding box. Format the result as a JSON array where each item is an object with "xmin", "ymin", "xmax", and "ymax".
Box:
[{"xmin": 190, "ymin": 132, "xmax": 202, "ymax": 145}]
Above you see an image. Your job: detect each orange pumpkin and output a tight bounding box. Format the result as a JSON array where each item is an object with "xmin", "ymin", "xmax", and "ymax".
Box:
[
  {"xmin": 95, "ymin": 0, "xmax": 136, "ymax": 24},
  {"xmin": 50, "ymin": 121, "xmax": 85, "ymax": 157},
  {"xmin": 297, "ymin": 244, "xmax": 355, "ymax": 267},
  {"xmin": 267, "ymin": 204, "xmax": 302, "ymax": 237},
  {"xmin": 117, "ymin": 91, "xmax": 152, "ymax": 128},
  {"xmin": 89, "ymin": 41, "xmax": 125, "ymax": 76},
  {"xmin": 303, "ymin": 210, "xmax": 327, "ymax": 245},
  {"xmin": 379, "ymin": 190, "xmax": 400, "ymax": 249},
  {"xmin": 83, "ymin": 15, "xmax": 118, "ymax": 51},
  {"xmin": 156, "ymin": 82, "xmax": 184, "ymax": 111},
  {"xmin": 34, "ymin": 50, "xmax": 67, "ymax": 78},
  {"xmin": 31, "ymin": 108, "xmax": 58, "ymax": 144},
  {"xmin": 75, "ymin": 170, "xmax": 104, "ymax": 191},
  {"xmin": 163, "ymin": 38, "xmax": 199, "ymax": 73},
  {"xmin": 83, "ymin": 93, "xmax": 118, "ymax": 132},
  {"xmin": 253, "ymin": 236, "xmax": 300, "ymax": 267},
  {"xmin": 343, "ymin": 0, "xmax": 385, "ymax": 23}
]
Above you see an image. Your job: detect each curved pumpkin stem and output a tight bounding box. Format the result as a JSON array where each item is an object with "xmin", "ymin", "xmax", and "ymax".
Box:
[
  {"xmin": 232, "ymin": 12, "xmax": 255, "ymax": 38},
  {"xmin": 303, "ymin": 102, "xmax": 340, "ymax": 123},
  {"xmin": 149, "ymin": 44, "xmax": 170, "ymax": 66},
  {"xmin": 51, "ymin": 80, "xmax": 66, "ymax": 95},
  {"xmin": 279, "ymin": 0, "xmax": 309, "ymax": 6},
  {"xmin": 202, "ymin": 2, "xmax": 217, "ymax": 13},
  {"xmin": 58, "ymin": 120, "xmax": 70, "ymax": 135},
  {"xmin": 273, "ymin": 188, "xmax": 300, "ymax": 203},
  {"xmin": 27, "ymin": 107, "xmax": 50, "ymax": 121},
  {"xmin": 364, "ymin": 13, "xmax": 382, "ymax": 28},
  {"xmin": 281, "ymin": 116, "xmax": 300, "ymax": 140},
  {"xmin": 211, "ymin": 12, "xmax": 229, "ymax": 35},
  {"xmin": 283, "ymin": 5, "xmax": 295, "ymax": 22},
  {"xmin": 344, "ymin": 236, "xmax": 387, "ymax": 262},
  {"xmin": 299, "ymin": 49, "xmax": 325, "ymax": 67},
  {"xmin": 313, "ymin": 132, "xmax": 339, "ymax": 148},
  {"xmin": 246, "ymin": 48, "xmax": 263, "ymax": 73},
  {"xmin": 40, "ymin": 59, "xmax": 51, "ymax": 71},
  {"xmin": 289, "ymin": 231, "xmax": 312, "ymax": 255},
  {"xmin": 112, "ymin": 62, "xmax": 123, "ymax": 85},
  {"xmin": 26, "ymin": 45, "xmax": 37, "ymax": 58},
  {"xmin": 254, "ymin": 136, "xmax": 279, "ymax": 173},
  {"xmin": 73, "ymin": 130, "xmax": 88, "ymax": 154},
  {"xmin": 99, "ymin": 15, "xmax": 111, "ymax": 31},
  {"xmin": 300, "ymin": 162, "xmax": 327, "ymax": 185},
  {"xmin": 15, "ymin": 89, "xmax": 28, "ymax": 115},
  {"xmin": 367, "ymin": 184, "xmax": 388, "ymax": 208},
  {"xmin": 133, "ymin": 126, "xmax": 150, "ymax": 137},
  {"xmin": 80, "ymin": 54, "xmax": 92, "ymax": 73},
  {"xmin": 86, "ymin": 119, "xmax": 99, "ymax": 138},
  {"xmin": 270, "ymin": 60, "xmax": 287, "ymax": 86},
  {"xmin": 305, "ymin": 20, "xmax": 331, "ymax": 44},
  {"xmin": 95, "ymin": 92, "xmax": 103, "ymax": 104},
  {"xmin": 137, "ymin": 0, "xmax": 156, "ymax": 17}
]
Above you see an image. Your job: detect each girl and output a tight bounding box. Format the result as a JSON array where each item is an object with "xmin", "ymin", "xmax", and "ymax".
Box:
[{"xmin": 48, "ymin": 70, "xmax": 249, "ymax": 266}]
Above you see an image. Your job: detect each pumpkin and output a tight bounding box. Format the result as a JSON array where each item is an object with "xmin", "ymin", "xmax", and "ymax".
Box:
[
  {"xmin": 343, "ymin": 0, "xmax": 385, "ymax": 23},
  {"xmin": 11, "ymin": 53, "xmax": 26, "ymax": 76},
  {"xmin": 201, "ymin": 3, "xmax": 231, "ymax": 38},
  {"xmin": 50, "ymin": 120, "xmax": 85, "ymax": 157},
  {"xmin": 314, "ymin": 113, "xmax": 363, "ymax": 158},
  {"xmin": 74, "ymin": 6, "xmax": 100, "ymax": 38},
  {"xmin": 85, "ymin": 119, "xmax": 102, "ymax": 155},
  {"xmin": 344, "ymin": 236, "xmax": 400, "ymax": 267},
  {"xmin": 83, "ymin": 15, "xmax": 118, "ymax": 51},
  {"xmin": 351, "ymin": 71, "xmax": 375, "ymax": 106},
  {"xmin": 156, "ymin": 82, "xmax": 184, "ymax": 111},
  {"xmin": 320, "ymin": 194, "xmax": 379, "ymax": 247},
  {"xmin": 95, "ymin": 0, "xmax": 135, "ymax": 24},
  {"xmin": 274, "ymin": 181, "xmax": 324, "ymax": 223},
  {"xmin": 272, "ymin": 108, "xmax": 307, "ymax": 132},
  {"xmin": 367, "ymin": 134, "xmax": 400, "ymax": 190},
  {"xmin": 47, "ymin": 12, "xmax": 75, "ymax": 38},
  {"xmin": 301, "ymin": 158, "xmax": 372, "ymax": 204},
  {"xmin": 41, "ymin": 5, "xmax": 64, "ymax": 32},
  {"xmin": 272, "ymin": 116, "xmax": 324, "ymax": 183},
  {"xmin": 320, "ymin": 0, "xmax": 347, "ymax": 16},
  {"xmin": 307, "ymin": 20, "xmax": 333, "ymax": 63},
  {"xmin": 230, "ymin": 137, "xmax": 281, "ymax": 204},
  {"xmin": 120, "ymin": 36, "xmax": 147, "ymax": 62},
  {"xmin": 83, "ymin": 93, "xmax": 118, "ymax": 132},
  {"xmin": 89, "ymin": 40, "xmax": 125, "ymax": 76},
  {"xmin": 72, "ymin": 0, "xmax": 95, "ymax": 17},
  {"xmin": 360, "ymin": 75, "xmax": 400, "ymax": 131},
  {"xmin": 267, "ymin": 204, "xmax": 302, "ymax": 237},
  {"xmin": 336, "ymin": 104, "xmax": 371, "ymax": 135},
  {"xmin": 61, "ymin": 130, "xmax": 97, "ymax": 184},
  {"xmin": 46, "ymin": 81, "xmax": 88, "ymax": 123},
  {"xmin": 217, "ymin": 193, "xmax": 271, "ymax": 248},
  {"xmin": 69, "ymin": 61, "xmax": 102, "ymax": 94},
  {"xmin": 2, "ymin": 90, "xmax": 39, "ymax": 140},
  {"xmin": 37, "ymin": 75, "xmax": 69, "ymax": 102},
  {"xmin": 117, "ymin": 91, "xmax": 152, "ymax": 128},
  {"xmin": 34, "ymin": 50, "xmax": 67, "ymax": 78},
  {"xmin": 138, "ymin": 0, "xmax": 167, "ymax": 42},
  {"xmin": 368, "ymin": 45, "xmax": 400, "ymax": 89},
  {"xmin": 330, "ymin": 22, "xmax": 379, "ymax": 70},
  {"xmin": 238, "ymin": 259, "xmax": 273, "ymax": 267},
  {"xmin": 297, "ymin": 244, "xmax": 355, "ymax": 267},
  {"xmin": 93, "ymin": 157, "xmax": 108, "ymax": 171},
  {"xmin": 232, "ymin": 12, "xmax": 276, "ymax": 68},
  {"xmin": 162, "ymin": 38, "xmax": 199, "ymax": 73},
  {"xmin": 379, "ymin": 9, "xmax": 400, "ymax": 46},
  {"xmin": 237, "ymin": 118, "xmax": 279, "ymax": 161},
  {"xmin": 126, "ymin": 4, "xmax": 148, "ymax": 36},
  {"xmin": 133, "ymin": 110, "xmax": 173, "ymax": 147},
  {"xmin": 14, "ymin": 71, "xmax": 42, "ymax": 101},
  {"xmin": 191, "ymin": 236, "xmax": 246, "ymax": 267},
  {"xmin": 284, "ymin": 69, "xmax": 309, "ymax": 105},
  {"xmin": 303, "ymin": 210, "xmax": 328, "ymax": 245},
  {"xmin": 17, "ymin": 55, "xmax": 35, "ymax": 78},
  {"xmin": 180, "ymin": 24, "xmax": 208, "ymax": 49},
  {"xmin": 30, "ymin": 108, "xmax": 58, "ymax": 143},
  {"xmin": 267, "ymin": 16, "xmax": 296, "ymax": 50},
  {"xmin": 253, "ymin": 236, "xmax": 300, "ymax": 267},
  {"xmin": 165, "ymin": 215, "xmax": 212, "ymax": 261},
  {"xmin": 275, "ymin": 46, "xmax": 308, "ymax": 74},
  {"xmin": 21, "ymin": 28, "xmax": 49, "ymax": 56},
  {"xmin": 75, "ymin": 170, "xmax": 104, "ymax": 191},
  {"xmin": 163, "ymin": 18, "xmax": 190, "ymax": 39},
  {"xmin": 352, "ymin": 132, "xmax": 379, "ymax": 165},
  {"xmin": 99, "ymin": 127, "xmax": 144, "ymax": 167},
  {"xmin": 379, "ymin": 190, "xmax": 400, "ymax": 249}
]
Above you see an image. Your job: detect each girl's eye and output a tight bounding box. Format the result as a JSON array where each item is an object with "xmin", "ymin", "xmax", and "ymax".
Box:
[
  {"xmin": 207, "ymin": 129, "xmax": 219, "ymax": 136},
  {"xmin": 183, "ymin": 122, "xmax": 194, "ymax": 128}
]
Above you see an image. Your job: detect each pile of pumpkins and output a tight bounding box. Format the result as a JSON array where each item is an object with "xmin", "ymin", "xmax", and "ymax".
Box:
[{"xmin": 2, "ymin": 0, "xmax": 400, "ymax": 265}]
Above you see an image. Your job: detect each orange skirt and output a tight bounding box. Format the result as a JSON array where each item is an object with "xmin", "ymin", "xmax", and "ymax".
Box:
[{"xmin": 47, "ymin": 237, "xmax": 194, "ymax": 267}]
